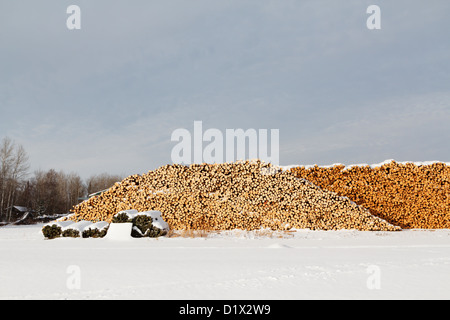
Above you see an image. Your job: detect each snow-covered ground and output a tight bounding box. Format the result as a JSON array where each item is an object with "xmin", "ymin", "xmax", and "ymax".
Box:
[{"xmin": 0, "ymin": 224, "xmax": 449, "ymax": 300}]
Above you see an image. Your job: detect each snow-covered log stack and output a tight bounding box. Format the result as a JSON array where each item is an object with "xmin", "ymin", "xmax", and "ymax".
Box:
[
  {"xmin": 290, "ymin": 161, "xmax": 450, "ymax": 229},
  {"xmin": 69, "ymin": 161, "xmax": 399, "ymax": 231}
]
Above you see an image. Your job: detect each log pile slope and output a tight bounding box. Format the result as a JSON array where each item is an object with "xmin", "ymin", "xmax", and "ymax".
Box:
[
  {"xmin": 70, "ymin": 161, "xmax": 400, "ymax": 231},
  {"xmin": 290, "ymin": 161, "xmax": 450, "ymax": 229}
]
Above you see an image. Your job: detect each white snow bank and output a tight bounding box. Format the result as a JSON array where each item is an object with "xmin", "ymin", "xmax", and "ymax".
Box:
[
  {"xmin": 4, "ymin": 225, "xmax": 450, "ymax": 300},
  {"xmin": 44, "ymin": 220, "xmax": 75, "ymax": 229},
  {"xmin": 61, "ymin": 220, "xmax": 93, "ymax": 233},
  {"xmin": 104, "ymin": 223, "xmax": 133, "ymax": 241}
]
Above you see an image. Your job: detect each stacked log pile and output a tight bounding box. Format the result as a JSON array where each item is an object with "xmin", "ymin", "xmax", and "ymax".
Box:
[
  {"xmin": 289, "ymin": 161, "xmax": 450, "ymax": 229},
  {"xmin": 69, "ymin": 161, "xmax": 399, "ymax": 231}
]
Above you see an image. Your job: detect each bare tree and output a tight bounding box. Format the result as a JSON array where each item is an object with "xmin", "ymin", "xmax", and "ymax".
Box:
[
  {"xmin": 57, "ymin": 171, "xmax": 85, "ymax": 213},
  {"xmin": 28, "ymin": 169, "xmax": 86, "ymax": 216},
  {"xmin": 0, "ymin": 136, "xmax": 122, "ymax": 221},
  {"xmin": 6, "ymin": 145, "xmax": 29, "ymax": 220},
  {"xmin": 0, "ymin": 137, "xmax": 29, "ymax": 221},
  {"xmin": 86, "ymin": 173, "xmax": 122, "ymax": 195},
  {"xmin": 67, "ymin": 173, "xmax": 85, "ymax": 209},
  {"xmin": 32, "ymin": 169, "xmax": 62, "ymax": 216},
  {"xmin": 0, "ymin": 137, "xmax": 14, "ymax": 218}
]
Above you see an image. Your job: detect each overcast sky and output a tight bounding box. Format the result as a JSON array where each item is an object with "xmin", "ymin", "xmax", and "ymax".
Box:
[{"xmin": 1, "ymin": 0, "xmax": 449, "ymax": 179}]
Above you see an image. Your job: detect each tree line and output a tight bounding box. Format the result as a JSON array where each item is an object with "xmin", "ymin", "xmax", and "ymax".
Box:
[{"xmin": 0, "ymin": 137, "xmax": 122, "ymax": 222}]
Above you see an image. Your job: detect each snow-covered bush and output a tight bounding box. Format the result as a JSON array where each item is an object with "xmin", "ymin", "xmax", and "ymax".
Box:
[
  {"xmin": 61, "ymin": 221, "xmax": 93, "ymax": 238},
  {"xmin": 112, "ymin": 212, "xmax": 132, "ymax": 223},
  {"xmin": 131, "ymin": 215, "xmax": 167, "ymax": 238},
  {"xmin": 62, "ymin": 229, "xmax": 80, "ymax": 238},
  {"xmin": 111, "ymin": 209, "xmax": 138, "ymax": 223},
  {"xmin": 42, "ymin": 220, "xmax": 75, "ymax": 239},
  {"xmin": 42, "ymin": 220, "xmax": 109, "ymax": 239},
  {"xmin": 82, "ymin": 222, "xmax": 109, "ymax": 238},
  {"xmin": 42, "ymin": 224, "xmax": 62, "ymax": 239}
]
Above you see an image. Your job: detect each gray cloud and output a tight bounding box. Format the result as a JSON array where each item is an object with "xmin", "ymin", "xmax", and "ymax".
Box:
[{"xmin": 1, "ymin": 0, "xmax": 449, "ymax": 178}]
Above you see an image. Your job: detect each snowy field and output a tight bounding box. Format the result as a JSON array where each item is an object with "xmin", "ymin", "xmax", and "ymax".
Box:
[{"xmin": 0, "ymin": 224, "xmax": 449, "ymax": 300}]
